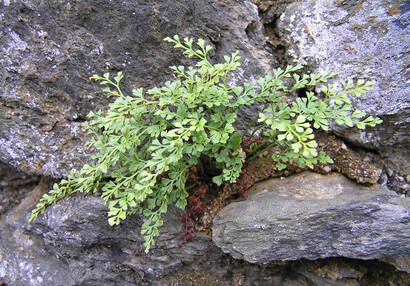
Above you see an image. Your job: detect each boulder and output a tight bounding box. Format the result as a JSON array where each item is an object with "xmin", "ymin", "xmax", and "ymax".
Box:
[
  {"xmin": 276, "ymin": 0, "xmax": 410, "ymax": 169},
  {"xmin": 0, "ymin": 178, "xmax": 227, "ymax": 285},
  {"xmin": 213, "ymin": 172, "xmax": 410, "ymax": 263},
  {"xmin": 0, "ymin": 0, "xmax": 275, "ymax": 178}
]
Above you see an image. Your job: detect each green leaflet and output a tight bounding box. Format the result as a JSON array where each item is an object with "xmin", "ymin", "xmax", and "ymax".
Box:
[{"xmin": 30, "ymin": 35, "xmax": 382, "ymax": 253}]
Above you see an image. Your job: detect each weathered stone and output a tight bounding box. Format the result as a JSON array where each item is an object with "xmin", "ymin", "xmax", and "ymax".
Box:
[
  {"xmin": 0, "ymin": 0, "xmax": 275, "ymax": 178},
  {"xmin": 213, "ymin": 172, "xmax": 410, "ymax": 263},
  {"xmin": 1, "ymin": 0, "xmax": 409, "ymax": 284},
  {"xmin": 1, "ymin": 175, "xmax": 409, "ymax": 285},
  {"xmin": 0, "ymin": 178, "xmax": 227, "ymax": 285},
  {"xmin": 276, "ymin": 0, "xmax": 410, "ymax": 170}
]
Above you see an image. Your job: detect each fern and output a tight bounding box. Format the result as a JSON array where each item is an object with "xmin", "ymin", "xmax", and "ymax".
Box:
[{"xmin": 30, "ymin": 35, "xmax": 382, "ymax": 252}]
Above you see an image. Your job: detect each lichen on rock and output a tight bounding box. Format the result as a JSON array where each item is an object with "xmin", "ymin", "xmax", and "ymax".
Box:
[{"xmin": 275, "ymin": 0, "xmax": 410, "ymax": 172}]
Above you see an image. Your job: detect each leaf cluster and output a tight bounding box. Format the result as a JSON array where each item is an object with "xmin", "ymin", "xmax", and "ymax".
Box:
[{"xmin": 30, "ymin": 35, "xmax": 382, "ymax": 252}]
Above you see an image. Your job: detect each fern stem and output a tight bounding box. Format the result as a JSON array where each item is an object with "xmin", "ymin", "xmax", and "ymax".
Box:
[{"xmin": 246, "ymin": 141, "xmax": 277, "ymax": 163}]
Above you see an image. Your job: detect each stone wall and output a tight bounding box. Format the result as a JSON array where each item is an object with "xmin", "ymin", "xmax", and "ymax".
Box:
[{"xmin": 0, "ymin": 0, "xmax": 409, "ymax": 285}]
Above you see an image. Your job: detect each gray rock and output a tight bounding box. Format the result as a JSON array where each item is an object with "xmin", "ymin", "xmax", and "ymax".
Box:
[
  {"xmin": 0, "ymin": 179, "xmax": 226, "ymax": 285},
  {"xmin": 0, "ymin": 0, "xmax": 275, "ymax": 178},
  {"xmin": 0, "ymin": 0, "xmax": 409, "ymax": 284},
  {"xmin": 276, "ymin": 0, "xmax": 410, "ymax": 169},
  {"xmin": 213, "ymin": 172, "xmax": 410, "ymax": 263},
  {"xmin": 1, "ymin": 174, "xmax": 409, "ymax": 285}
]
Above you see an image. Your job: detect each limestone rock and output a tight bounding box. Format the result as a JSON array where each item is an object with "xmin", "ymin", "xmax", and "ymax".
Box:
[
  {"xmin": 213, "ymin": 172, "xmax": 410, "ymax": 263},
  {"xmin": 0, "ymin": 0, "xmax": 275, "ymax": 178},
  {"xmin": 276, "ymin": 0, "xmax": 410, "ymax": 169}
]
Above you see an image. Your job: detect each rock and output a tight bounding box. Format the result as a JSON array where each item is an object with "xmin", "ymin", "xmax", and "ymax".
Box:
[
  {"xmin": 0, "ymin": 178, "xmax": 227, "ymax": 285},
  {"xmin": 213, "ymin": 171, "xmax": 410, "ymax": 263},
  {"xmin": 1, "ymin": 175, "xmax": 409, "ymax": 285},
  {"xmin": 381, "ymin": 254, "xmax": 410, "ymax": 273},
  {"xmin": 276, "ymin": 0, "xmax": 410, "ymax": 170},
  {"xmin": 0, "ymin": 0, "xmax": 275, "ymax": 178},
  {"xmin": 0, "ymin": 0, "xmax": 409, "ymax": 284},
  {"xmin": 0, "ymin": 161, "xmax": 39, "ymax": 216}
]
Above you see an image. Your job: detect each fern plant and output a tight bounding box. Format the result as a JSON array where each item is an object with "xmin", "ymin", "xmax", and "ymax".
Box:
[{"xmin": 30, "ymin": 35, "xmax": 382, "ymax": 252}]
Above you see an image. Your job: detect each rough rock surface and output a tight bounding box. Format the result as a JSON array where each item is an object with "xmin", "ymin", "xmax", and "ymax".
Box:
[
  {"xmin": 0, "ymin": 0, "xmax": 275, "ymax": 178},
  {"xmin": 1, "ymin": 0, "xmax": 410, "ymax": 285},
  {"xmin": 1, "ymin": 176, "xmax": 409, "ymax": 285},
  {"xmin": 276, "ymin": 0, "xmax": 410, "ymax": 169},
  {"xmin": 0, "ymin": 161, "xmax": 39, "ymax": 216},
  {"xmin": 213, "ymin": 172, "xmax": 410, "ymax": 263},
  {"xmin": 0, "ymin": 178, "xmax": 227, "ymax": 285}
]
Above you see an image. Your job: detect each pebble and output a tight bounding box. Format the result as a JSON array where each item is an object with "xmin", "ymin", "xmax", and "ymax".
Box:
[{"xmin": 323, "ymin": 166, "xmax": 332, "ymax": 173}]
